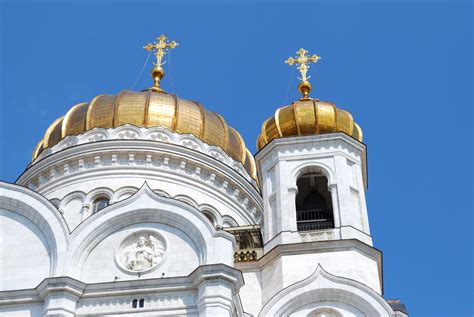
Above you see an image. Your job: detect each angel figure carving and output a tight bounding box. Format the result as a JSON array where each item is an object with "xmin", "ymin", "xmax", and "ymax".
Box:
[{"xmin": 121, "ymin": 234, "xmax": 166, "ymax": 271}]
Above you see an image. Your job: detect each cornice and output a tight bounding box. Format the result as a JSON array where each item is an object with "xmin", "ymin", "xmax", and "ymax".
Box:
[
  {"xmin": 0, "ymin": 264, "xmax": 244, "ymax": 306},
  {"xmin": 29, "ymin": 125, "xmax": 256, "ymax": 184},
  {"xmin": 16, "ymin": 139, "xmax": 263, "ymax": 224},
  {"xmin": 238, "ymin": 239, "xmax": 382, "ymax": 273},
  {"xmin": 255, "ymin": 133, "xmax": 368, "ymax": 189}
]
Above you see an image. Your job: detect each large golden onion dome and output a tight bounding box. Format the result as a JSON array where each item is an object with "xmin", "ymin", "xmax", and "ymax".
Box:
[
  {"xmin": 257, "ymin": 48, "xmax": 363, "ymax": 150},
  {"xmin": 256, "ymin": 99, "xmax": 362, "ymax": 150},
  {"xmin": 32, "ymin": 90, "xmax": 257, "ymax": 180},
  {"xmin": 32, "ymin": 35, "xmax": 257, "ymax": 181}
]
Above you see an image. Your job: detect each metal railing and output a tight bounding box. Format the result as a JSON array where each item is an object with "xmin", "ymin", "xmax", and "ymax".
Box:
[{"xmin": 297, "ymin": 209, "xmax": 334, "ymax": 231}]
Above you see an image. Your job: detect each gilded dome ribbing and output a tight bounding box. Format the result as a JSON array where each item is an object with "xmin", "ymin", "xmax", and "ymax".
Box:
[
  {"xmin": 257, "ymin": 99, "xmax": 362, "ymax": 150},
  {"xmin": 257, "ymin": 48, "xmax": 363, "ymax": 150},
  {"xmin": 33, "ymin": 90, "xmax": 257, "ymax": 180}
]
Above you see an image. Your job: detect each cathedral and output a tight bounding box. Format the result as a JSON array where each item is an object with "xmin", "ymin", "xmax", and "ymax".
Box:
[{"xmin": 0, "ymin": 36, "xmax": 407, "ymax": 316}]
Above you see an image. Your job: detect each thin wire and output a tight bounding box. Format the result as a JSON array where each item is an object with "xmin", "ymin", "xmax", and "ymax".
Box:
[
  {"xmin": 168, "ymin": 49, "xmax": 176, "ymax": 94},
  {"xmin": 130, "ymin": 50, "xmax": 152, "ymax": 90},
  {"xmin": 284, "ymin": 66, "xmax": 296, "ymax": 105}
]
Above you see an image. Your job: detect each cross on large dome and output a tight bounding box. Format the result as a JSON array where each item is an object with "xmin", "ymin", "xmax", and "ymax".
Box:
[{"xmin": 32, "ymin": 35, "xmax": 257, "ymax": 181}]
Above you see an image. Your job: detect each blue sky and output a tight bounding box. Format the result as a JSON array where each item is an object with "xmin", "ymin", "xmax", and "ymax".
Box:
[{"xmin": 0, "ymin": 1, "xmax": 472, "ymax": 315}]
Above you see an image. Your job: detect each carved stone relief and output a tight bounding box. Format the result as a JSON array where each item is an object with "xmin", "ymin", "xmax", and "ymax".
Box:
[{"xmin": 116, "ymin": 231, "xmax": 167, "ymax": 273}]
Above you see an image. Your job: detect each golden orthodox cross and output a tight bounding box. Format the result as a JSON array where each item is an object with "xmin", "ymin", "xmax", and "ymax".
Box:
[
  {"xmin": 143, "ymin": 35, "xmax": 178, "ymax": 92},
  {"xmin": 285, "ymin": 48, "xmax": 321, "ymax": 100},
  {"xmin": 144, "ymin": 35, "xmax": 178, "ymax": 68}
]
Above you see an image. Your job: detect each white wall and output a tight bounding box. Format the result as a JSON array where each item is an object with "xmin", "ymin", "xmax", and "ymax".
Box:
[
  {"xmin": 0, "ymin": 210, "xmax": 50, "ymax": 291},
  {"xmin": 0, "ymin": 304, "xmax": 43, "ymax": 317},
  {"xmin": 239, "ymin": 270, "xmax": 263, "ymax": 316},
  {"xmin": 81, "ymin": 223, "xmax": 200, "ymax": 283},
  {"xmin": 290, "ymin": 301, "xmax": 364, "ymax": 316},
  {"xmin": 261, "ymin": 249, "xmax": 381, "ymax": 304}
]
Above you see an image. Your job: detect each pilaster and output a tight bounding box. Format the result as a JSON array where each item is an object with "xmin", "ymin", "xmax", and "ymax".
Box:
[
  {"xmin": 36, "ymin": 277, "xmax": 85, "ymax": 317},
  {"xmin": 192, "ymin": 265, "xmax": 244, "ymax": 317}
]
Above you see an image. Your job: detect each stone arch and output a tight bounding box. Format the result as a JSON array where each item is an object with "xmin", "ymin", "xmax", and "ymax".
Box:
[
  {"xmin": 58, "ymin": 190, "xmax": 87, "ymax": 229},
  {"xmin": 0, "ymin": 182, "xmax": 69, "ymax": 277},
  {"xmin": 174, "ymin": 194, "xmax": 199, "ymax": 208},
  {"xmin": 84, "ymin": 187, "xmax": 114, "ymax": 217},
  {"xmin": 289, "ymin": 163, "xmax": 338, "ymax": 231},
  {"xmin": 222, "ymin": 215, "xmax": 239, "ymax": 228},
  {"xmin": 294, "ymin": 169, "xmax": 334, "ymax": 232},
  {"xmin": 69, "ymin": 184, "xmax": 236, "ymax": 278},
  {"xmin": 259, "ymin": 265, "xmax": 394, "ymax": 317},
  {"xmin": 199, "ymin": 204, "xmax": 222, "ymax": 227},
  {"xmin": 59, "ymin": 191, "xmax": 86, "ymax": 210},
  {"xmin": 291, "ymin": 162, "xmax": 335, "ymax": 189},
  {"xmin": 85, "ymin": 187, "xmax": 114, "ymax": 204},
  {"xmin": 49, "ymin": 198, "xmax": 61, "ymax": 209},
  {"xmin": 153, "ymin": 188, "xmax": 171, "ymax": 197},
  {"xmin": 113, "ymin": 186, "xmax": 139, "ymax": 202}
]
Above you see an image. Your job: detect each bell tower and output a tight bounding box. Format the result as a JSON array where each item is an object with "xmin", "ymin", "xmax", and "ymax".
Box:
[
  {"xmin": 255, "ymin": 49, "xmax": 382, "ymax": 300},
  {"xmin": 256, "ymin": 132, "xmax": 370, "ymax": 247}
]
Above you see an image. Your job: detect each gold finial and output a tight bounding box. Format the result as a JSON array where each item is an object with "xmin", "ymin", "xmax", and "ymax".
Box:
[
  {"xmin": 144, "ymin": 35, "xmax": 178, "ymax": 92},
  {"xmin": 285, "ymin": 48, "xmax": 321, "ymax": 100}
]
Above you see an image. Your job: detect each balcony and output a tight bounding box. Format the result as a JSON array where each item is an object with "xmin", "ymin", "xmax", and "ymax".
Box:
[
  {"xmin": 225, "ymin": 225, "xmax": 264, "ymax": 263},
  {"xmin": 297, "ymin": 209, "xmax": 334, "ymax": 232}
]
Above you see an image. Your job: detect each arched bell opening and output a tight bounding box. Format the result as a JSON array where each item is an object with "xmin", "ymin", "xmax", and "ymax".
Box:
[{"xmin": 295, "ymin": 171, "xmax": 334, "ymax": 231}]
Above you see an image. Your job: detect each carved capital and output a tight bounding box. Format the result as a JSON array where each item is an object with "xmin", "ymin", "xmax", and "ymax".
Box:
[
  {"xmin": 328, "ymin": 183, "xmax": 337, "ymax": 193},
  {"xmin": 287, "ymin": 186, "xmax": 298, "ymax": 196}
]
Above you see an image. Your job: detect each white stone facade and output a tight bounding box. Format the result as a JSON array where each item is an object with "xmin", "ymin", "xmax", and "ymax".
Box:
[{"xmin": 0, "ymin": 127, "xmax": 406, "ymax": 316}]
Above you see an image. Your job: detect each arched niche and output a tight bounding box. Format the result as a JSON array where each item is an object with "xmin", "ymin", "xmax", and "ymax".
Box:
[
  {"xmin": 114, "ymin": 186, "xmax": 139, "ymax": 202},
  {"xmin": 295, "ymin": 167, "xmax": 334, "ymax": 231},
  {"xmin": 0, "ymin": 210, "xmax": 51, "ymax": 290},
  {"xmin": 59, "ymin": 191, "xmax": 86, "ymax": 229},
  {"xmin": 69, "ymin": 184, "xmax": 236, "ymax": 280},
  {"xmin": 79, "ymin": 222, "xmax": 201, "ymax": 283},
  {"xmin": 0, "ymin": 182, "xmax": 68, "ymax": 283}
]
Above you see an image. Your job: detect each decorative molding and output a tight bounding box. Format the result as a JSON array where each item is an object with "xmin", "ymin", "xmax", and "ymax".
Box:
[
  {"xmin": 256, "ymin": 133, "xmax": 368, "ymax": 189},
  {"xmin": 32, "ymin": 125, "xmax": 254, "ymax": 182},
  {"xmin": 0, "ymin": 264, "xmax": 244, "ymax": 316},
  {"xmin": 234, "ymin": 250, "xmax": 259, "ymax": 262},
  {"xmin": 300, "ymin": 230, "xmax": 335, "ymax": 242},
  {"xmin": 258, "ymin": 265, "xmax": 395, "ymax": 316},
  {"xmin": 19, "ymin": 140, "xmax": 263, "ymax": 225},
  {"xmin": 256, "ymin": 133, "xmax": 365, "ymax": 162},
  {"xmin": 287, "ymin": 186, "xmax": 298, "ymax": 195},
  {"xmin": 328, "ymin": 183, "xmax": 338, "ymax": 193},
  {"xmin": 69, "ymin": 183, "xmax": 238, "ymax": 274},
  {"xmin": 77, "ymin": 293, "xmax": 195, "ymax": 315},
  {"xmin": 50, "ymin": 185, "xmax": 258, "ymax": 230},
  {"xmin": 115, "ymin": 230, "xmax": 168, "ymax": 274}
]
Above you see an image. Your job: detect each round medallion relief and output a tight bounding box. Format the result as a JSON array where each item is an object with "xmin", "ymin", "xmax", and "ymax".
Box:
[{"xmin": 116, "ymin": 230, "xmax": 167, "ymax": 273}]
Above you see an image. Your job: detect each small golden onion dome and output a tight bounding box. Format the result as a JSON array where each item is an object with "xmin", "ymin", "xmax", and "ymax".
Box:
[
  {"xmin": 33, "ymin": 90, "xmax": 257, "ymax": 180},
  {"xmin": 256, "ymin": 99, "xmax": 363, "ymax": 150}
]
